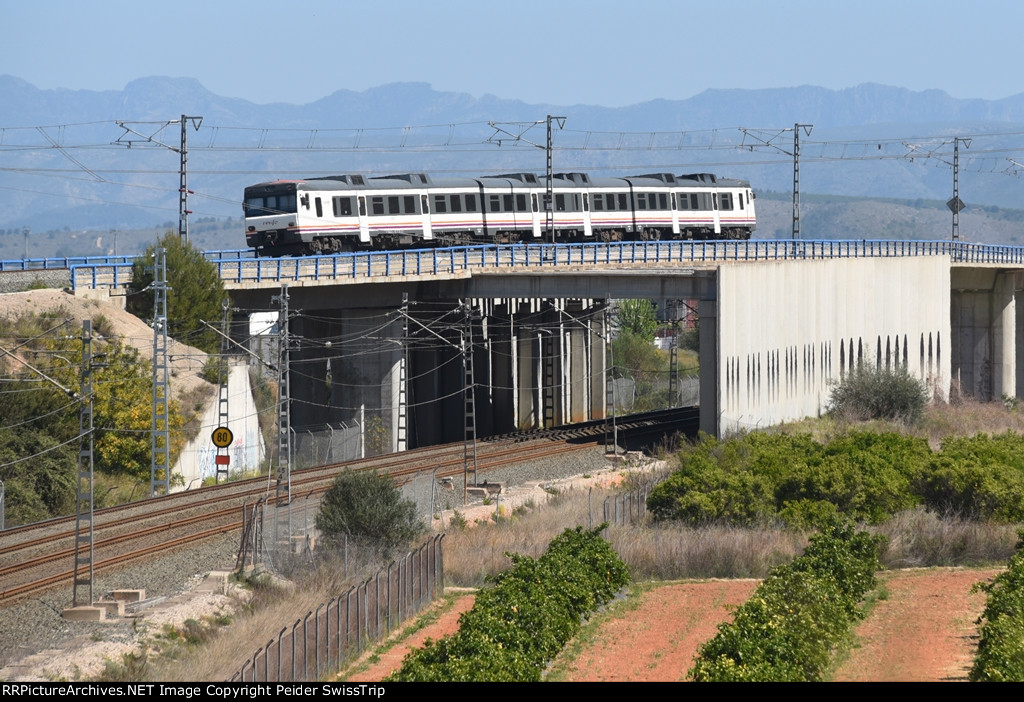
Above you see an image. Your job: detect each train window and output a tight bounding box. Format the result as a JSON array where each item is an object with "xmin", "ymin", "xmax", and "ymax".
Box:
[
  {"xmin": 247, "ymin": 193, "xmax": 298, "ymax": 217},
  {"xmin": 671, "ymin": 194, "xmax": 677, "ymax": 210},
  {"xmin": 358, "ymin": 197, "xmax": 366, "ymax": 216},
  {"xmin": 571, "ymin": 194, "xmax": 580, "ymax": 211},
  {"xmin": 489, "ymin": 194, "xmax": 502, "ymax": 212},
  {"xmin": 421, "ymin": 195, "xmax": 430, "ymax": 214},
  {"xmin": 465, "ymin": 194, "xmax": 477, "ymax": 212},
  {"xmin": 371, "ymin": 197, "xmax": 385, "ymax": 216},
  {"xmin": 404, "ymin": 195, "xmax": 417, "ymax": 214},
  {"xmin": 593, "ymin": 194, "xmax": 604, "ymax": 211},
  {"xmin": 739, "ymin": 193, "xmax": 745, "ymax": 210},
  {"xmin": 583, "ymin": 193, "xmax": 589, "ymax": 211},
  {"xmin": 658, "ymin": 194, "xmax": 668, "ymax": 209},
  {"xmin": 332, "ymin": 197, "xmax": 353, "ymax": 217},
  {"xmin": 315, "ymin": 197, "xmax": 323, "ymax": 217},
  {"xmin": 677, "ymin": 194, "xmax": 688, "ymax": 211},
  {"xmin": 433, "ymin": 195, "xmax": 447, "ymax": 213},
  {"xmin": 690, "ymin": 193, "xmax": 700, "ymax": 210},
  {"xmin": 720, "ymin": 193, "xmax": 733, "ymax": 211},
  {"xmin": 618, "ymin": 194, "xmax": 628, "ymax": 210},
  {"xmin": 516, "ymin": 194, "xmax": 527, "ymax": 212},
  {"xmin": 636, "ymin": 193, "xmax": 648, "ymax": 210},
  {"xmin": 532, "ymin": 193, "xmax": 539, "ymax": 212},
  {"xmin": 388, "ymin": 196, "xmax": 401, "ymax": 215},
  {"xmin": 450, "ymin": 195, "xmax": 462, "ymax": 213},
  {"xmin": 712, "ymin": 193, "xmax": 718, "ymax": 210},
  {"xmin": 503, "ymin": 194, "xmax": 514, "ymax": 211},
  {"xmin": 555, "ymin": 194, "xmax": 566, "ymax": 211}
]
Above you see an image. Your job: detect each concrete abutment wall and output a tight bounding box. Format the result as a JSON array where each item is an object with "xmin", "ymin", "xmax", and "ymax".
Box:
[{"xmin": 710, "ymin": 257, "xmax": 953, "ymax": 434}]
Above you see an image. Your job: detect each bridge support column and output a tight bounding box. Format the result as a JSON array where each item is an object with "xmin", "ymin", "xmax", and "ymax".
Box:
[
  {"xmin": 566, "ymin": 300, "xmax": 590, "ymax": 423},
  {"xmin": 515, "ymin": 309, "xmax": 537, "ymax": 429},
  {"xmin": 951, "ymin": 269, "xmax": 1021, "ymax": 402},
  {"xmin": 489, "ymin": 302, "xmax": 515, "ymax": 434},
  {"xmin": 994, "ymin": 272, "xmax": 1017, "ymax": 401},
  {"xmin": 590, "ymin": 305, "xmax": 607, "ymax": 420},
  {"xmin": 540, "ymin": 302, "xmax": 565, "ymax": 428},
  {"xmin": 698, "ymin": 298, "xmax": 718, "ymax": 436},
  {"xmin": 288, "ymin": 309, "xmax": 406, "ymax": 462}
]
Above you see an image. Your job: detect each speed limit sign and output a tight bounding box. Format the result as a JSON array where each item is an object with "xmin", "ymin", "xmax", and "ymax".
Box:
[{"xmin": 212, "ymin": 426, "xmax": 234, "ymax": 448}]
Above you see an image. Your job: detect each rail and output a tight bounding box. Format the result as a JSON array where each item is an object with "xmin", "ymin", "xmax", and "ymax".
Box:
[{"xmin": 27, "ymin": 239, "xmax": 1024, "ymax": 292}]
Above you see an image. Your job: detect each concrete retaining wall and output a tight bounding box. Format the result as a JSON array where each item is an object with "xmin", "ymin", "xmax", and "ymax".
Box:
[
  {"xmin": 173, "ymin": 363, "xmax": 265, "ymax": 489},
  {"xmin": 715, "ymin": 256, "xmax": 952, "ymax": 434}
]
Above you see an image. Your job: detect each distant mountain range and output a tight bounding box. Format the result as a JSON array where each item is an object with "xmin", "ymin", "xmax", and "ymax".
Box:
[{"xmin": 3, "ymin": 76, "xmax": 1024, "ymax": 240}]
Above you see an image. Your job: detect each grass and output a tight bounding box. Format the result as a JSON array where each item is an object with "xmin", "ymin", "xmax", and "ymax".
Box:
[
  {"xmin": 148, "ymin": 552, "xmax": 391, "ymax": 682},
  {"xmin": 332, "ymin": 591, "xmax": 472, "ymax": 682}
]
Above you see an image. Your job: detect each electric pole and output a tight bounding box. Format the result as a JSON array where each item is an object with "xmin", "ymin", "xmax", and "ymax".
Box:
[
  {"xmin": 151, "ymin": 248, "xmax": 170, "ymax": 497},
  {"xmin": 113, "ymin": 115, "xmax": 203, "ymax": 243},
  {"xmin": 950, "ymin": 137, "xmax": 971, "ymax": 241}
]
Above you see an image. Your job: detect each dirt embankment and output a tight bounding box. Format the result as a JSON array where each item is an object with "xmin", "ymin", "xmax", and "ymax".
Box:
[{"xmin": 0, "ymin": 288, "xmax": 211, "ymax": 401}]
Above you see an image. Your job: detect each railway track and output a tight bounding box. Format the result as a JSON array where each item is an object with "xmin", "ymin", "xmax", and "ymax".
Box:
[{"xmin": 0, "ymin": 407, "xmax": 698, "ymax": 604}]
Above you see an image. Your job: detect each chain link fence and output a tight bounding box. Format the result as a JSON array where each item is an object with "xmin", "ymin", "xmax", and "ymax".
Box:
[{"xmin": 291, "ymin": 421, "xmax": 364, "ymax": 469}]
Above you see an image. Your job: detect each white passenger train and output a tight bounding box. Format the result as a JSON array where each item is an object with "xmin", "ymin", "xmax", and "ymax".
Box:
[{"xmin": 243, "ymin": 171, "xmax": 756, "ymax": 256}]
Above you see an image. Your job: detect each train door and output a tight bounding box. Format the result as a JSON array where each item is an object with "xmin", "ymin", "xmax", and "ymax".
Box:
[
  {"xmin": 671, "ymin": 192, "xmax": 681, "ymax": 236},
  {"xmin": 530, "ymin": 192, "xmax": 542, "ymax": 240},
  {"xmin": 356, "ymin": 196, "xmax": 370, "ymax": 244},
  {"xmin": 582, "ymin": 192, "xmax": 593, "ymax": 238},
  {"xmin": 711, "ymin": 192, "xmax": 722, "ymax": 236},
  {"xmin": 420, "ymin": 193, "xmax": 433, "ymax": 242}
]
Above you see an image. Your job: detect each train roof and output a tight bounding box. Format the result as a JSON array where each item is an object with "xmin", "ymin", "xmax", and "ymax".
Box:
[{"xmin": 244, "ymin": 171, "xmax": 753, "ymax": 192}]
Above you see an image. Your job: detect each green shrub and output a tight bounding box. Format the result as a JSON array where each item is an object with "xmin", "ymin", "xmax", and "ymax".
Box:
[
  {"xmin": 647, "ymin": 431, "xmax": 929, "ymax": 527},
  {"xmin": 827, "ymin": 365, "xmax": 930, "ymax": 423},
  {"xmin": 315, "ymin": 470, "xmax": 424, "ymax": 554},
  {"xmin": 970, "ymin": 530, "xmax": 1024, "ymax": 681},
  {"xmin": 689, "ymin": 520, "xmax": 885, "ymax": 682},
  {"xmin": 387, "ymin": 526, "xmax": 629, "ymax": 682}
]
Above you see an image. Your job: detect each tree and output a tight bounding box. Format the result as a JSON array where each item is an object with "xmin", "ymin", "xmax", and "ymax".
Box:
[
  {"xmin": 127, "ymin": 232, "xmax": 229, "ymax": 354},
  {"xmin": 315, "ymin": 470, "xmax": 424, "ymax": 553},
  {"xmin": 0, "ymin": 313, "xmax": 185, "ymax": 523},
  {"xmin": 616, "ymin": 299, "xmax": 658, "ymax": 342}
]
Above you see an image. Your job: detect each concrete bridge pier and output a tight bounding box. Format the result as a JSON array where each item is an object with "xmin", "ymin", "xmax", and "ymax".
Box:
[
  {"xmin": 950, "ymin": 268, "xmax": 1024, "ymax": 402},
  {"xmin": 288, "ymin": 308, "xmax": 406, "ymax": 460}
]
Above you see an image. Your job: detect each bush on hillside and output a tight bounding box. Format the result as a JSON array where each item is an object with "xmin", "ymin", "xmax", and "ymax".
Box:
[{"xmin": 826, "ymin": 365, "xmax": 930, "ymax": 423}]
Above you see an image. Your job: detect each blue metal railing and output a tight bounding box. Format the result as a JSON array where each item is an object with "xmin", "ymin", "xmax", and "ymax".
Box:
[
  {"xmin": 45, "ymin": 239, "xmax": 1024, "ymax": 292},
  {"xmin": 0, "ymin": 249, "xmax": 253, "ymax": 272}
]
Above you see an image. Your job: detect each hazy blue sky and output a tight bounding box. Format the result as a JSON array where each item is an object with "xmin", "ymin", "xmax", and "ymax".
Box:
[{"xmin": 4, "ymin": 0, "xmax": 1023, "ymax": 107}]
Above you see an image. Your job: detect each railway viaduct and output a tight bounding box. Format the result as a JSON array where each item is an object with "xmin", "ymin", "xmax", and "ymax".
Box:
[{"xmin": 41, "ymin": 239, "xmax": 1024, "ymax": 451}]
